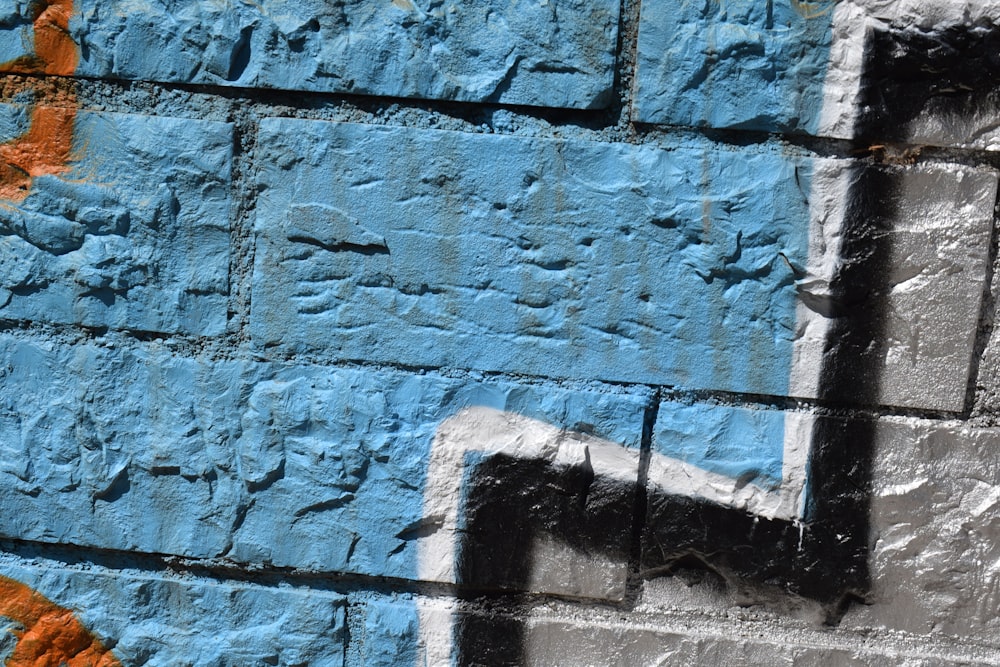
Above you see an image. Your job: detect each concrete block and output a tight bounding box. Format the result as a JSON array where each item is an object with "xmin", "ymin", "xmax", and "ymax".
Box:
[
  {"xmin": 843, "ymin": 418, "xmax": 1000, "ymax": 646},
  {"xmin": 873, "ymin": 165, "xmax": 996, "ymax": 411},
  {"xmin": 45, "ymin": 0, "xmax": 618, "ymax": 108},
  {"xmin": 252, "ymin": 119, "xmax": 816, "ymax": 396},
  {"xmin": 521, "ymin": 615, "xmax": 986, "ymax": 666},
  {"xmin": 0, "ymin": 105, "xmax": 232, "ymax": 335},
  {"xmin": 836, "ymin": 3, "xmax": 1000, "ymax": 149},
  {"xmin": 0, "ymin": 334, "xmax": 648, "ymax": 595},
  {"xmin": 0, "ymin": 336, "xmax": 249, "ymax": 557},
  {"xmin": 230, "ymin": 369, "xmax": 647, "ymax": 599},
  {"xmin": 252, "ymin": 120, "xmax": 993, "ymax": 411},
  {"xmin": 632, "ymin": 0, "xmax": 834, "ymax": 133},
  {"xmin": 649, "ymin": 401, "xmax": 810, "ymax": 521},
  {"xmin": 0, "ymin": 561, "xmax": 346, "ymax": 666},
  {"xmin": 635, "ymin": 1, "xmax": 1000, "ymax": 149},
  {"xmin": 347, "ymin": 595, "xmax": 421, "ymax": 667}
]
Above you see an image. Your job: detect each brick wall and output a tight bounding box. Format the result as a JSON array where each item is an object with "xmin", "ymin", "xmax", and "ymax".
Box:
[{"xmin": 1, "ymin": 1, "xmax": 999, "ymax": 664}]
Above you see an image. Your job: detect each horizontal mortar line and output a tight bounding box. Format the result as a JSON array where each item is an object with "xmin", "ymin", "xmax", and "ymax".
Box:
[
  {"xmin": 8, "ymin": 72, "xmax": 622, "ymax": 128},
  {"xmin": 256, "ymin": 351, "xmax": 972, "ymax": 421},
  {"xmin": 7, "ymin": 73, "xmax": 999, "ymax": 166},
  {"xmin": 523, "ymin": 606, "xmax": 1000, "ymax": 664},
  {"xmin": 5, "ymin": 539, "xmax": 997, "ymax": 664},
  {"xmin": 0, "ymin": 537, "xmax": 629, "ymax": 608},
  {"xmin": 0, "ymin": 318, "xmax": 974, "ymax": 422}
]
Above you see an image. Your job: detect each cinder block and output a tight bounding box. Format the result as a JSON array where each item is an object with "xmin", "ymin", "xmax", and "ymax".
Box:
[
  {"xmin": 0, "ymin": 105, "xmax": 232, "ymax": 335},
  {"xmin": 0, "ymin": 335, "xmax": 648, "ymax": 596},
  {"xmin": 0, "ymin": 336, "xmax": 249, "ymax": 557},
  {"xmin": 635, "ymin": 1, "xmax": 1000, "ymax": 149},
  {"xmin": 872, "ymin": 165, "xmax": 995, "ymax": 411},
  {"xmin": 229, "ymin": 368, "xmax": 647, "ymax": 600},
  {"xmin": 843, "ymin": 418, "xmax": 1000, "ymax": 646},
  {"xmin": 36, "ymin": 0, "xmax": 619, "ymax": 108},
  {"xmin": 347, "ymin": 595, "xmax": 421, "ymax": 667},
  {"xmin": 251, "ymin": 119, "xmax": 815, "ymax": 395},
  {"xmin": 633, "ymin": 0, "xmax": 834, "ymax": 133},
  {"xmin": 252, "ymin": 120, "xmax": 993, "ymax": 410},
  {"xmin": 649, "ymin": 401, "xmax": 808, "ymax": 521},
  {"xmin": 0, "ymin": 561, "xmax": 346, "ymax": 666},
  {"xmin": 521, "ymin": 617, "xmax": 951, "ymax": 666}
]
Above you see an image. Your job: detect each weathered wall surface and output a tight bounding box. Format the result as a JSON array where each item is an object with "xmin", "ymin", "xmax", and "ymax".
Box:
[{"xmin": 1, "ymin": 0, "xmax": 999, "ymax": 664}]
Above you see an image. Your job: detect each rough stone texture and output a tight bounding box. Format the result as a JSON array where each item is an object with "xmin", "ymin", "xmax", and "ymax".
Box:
[
  {"xmin": 0, "ymin": 334, "xmax": 648, "ymax": 590},
  {"xmin": 0, "ymin": 336, "xmax": 248, "ymax": 557},
  {"xmin": 253, "ymin": 119, "xmax": 993, "ymax": 411},
  {"xmin": 519, "ymin": 417, "xmax": 1000, "ymax": 665},
  {"xmin": 0, "ymin": 559, "xmax": 346, "ymax": 666},
  {"xmin": 0, "ymin": 105, "xmax": 231, "ymax": 335},
  {"xmin": 516, "ymin": 610, "xmax": 1000, "ymax": 666},
  {"xmin": 649, "ymin": 401, "xmax": 802, "ymax": 520},
  {"xmin": 347, "ymin": 595, "xmax": 421, "ymax": 667},
  {"xmin": 2, "ymin": 0, "xmax": 1000, "ymax": 663},
  {"xmin": 635, "ymin": 0, "xmax": 1000, "ymax": 149},
  {"xmin": 874, "ymin": 165, "xmax": 996, "ymax": 411},
  {"xmin": 846, "ymin": 419, "xmax": 1000, "ymax": 645},
  {"xmin": 633, "ymin": 0, "xmax": 833, "ymax": 134},
  {"xmin": 19, "ymin": 0, "xmax": 625, "ymax": 109},
  {"xmin": 252, "ymin": 119, "xmax": 807, "ymax": 395}
]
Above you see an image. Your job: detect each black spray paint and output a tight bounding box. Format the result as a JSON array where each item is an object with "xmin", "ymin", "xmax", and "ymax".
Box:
[{"xmin": 450, "ymin": 21, "xmax": 997, "ymax": 664}]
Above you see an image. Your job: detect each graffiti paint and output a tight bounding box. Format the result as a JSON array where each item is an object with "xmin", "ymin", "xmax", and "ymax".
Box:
[
  {"xmin": 0, "ymin": 0, "xmax": 997, "ymax": 664},
  {"xmin": 0, "ymin": 0, "xmax": 78, "ymax": 202},
  {"xmin": 0, "ymin": 575, "xmax": 119, "ymax": 667},
  {"xmin": 0, "ymin": 106, "xmax": 233, "ymax": 334}
]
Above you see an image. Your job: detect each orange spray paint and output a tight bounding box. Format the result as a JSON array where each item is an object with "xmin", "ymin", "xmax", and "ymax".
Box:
[
  {"xmin": 0, "ymin": 0, "xmax": 79, "ymax": 202},
  {"xmin": 0, "ymin": 575, "xmax": 120, "ymax": 667}
]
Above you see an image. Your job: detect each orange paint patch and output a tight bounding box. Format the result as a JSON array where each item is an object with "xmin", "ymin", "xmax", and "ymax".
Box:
[
  {"xmin": 0, "ymin": 575, "xmax": 121, "ymax": 667},
  {"xmin": 0, "ymin": 0, "xmax": 79, "ymax": 203},
  {"xmin": 32, "ymin": 0, "xmax": 78, "ymax": 77}
]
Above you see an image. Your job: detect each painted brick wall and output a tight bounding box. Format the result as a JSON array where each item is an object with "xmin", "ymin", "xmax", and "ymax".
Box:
[{"xmin": 1, "ymin": 1, "xmax": 1000, "ymax": 664}]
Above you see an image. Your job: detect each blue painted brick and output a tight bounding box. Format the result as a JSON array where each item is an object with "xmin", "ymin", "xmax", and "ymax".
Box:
[
  {"xmin": 252, "ymin": 119, "xmax": 813, "ymax": 397},
  {"xmin": 0, "ymin": 335, "xmax": 648, "ymax": 583},
  {"xmin": 654, "ymin": 401, "xmax": 786, "ymax": 488},
  {"xmin": 0, "ymin": 105, "xmax": 232, "ymax": 335},
  {"xmin": 633, "ymin": 0, "xmax": 834, "ymax": 133},
  {"xmin": 33, "ymin": 0, "xmax": 621, "ymax": 109},
  {"xmin": 0, "ymin": 336, "xmax": 248, "ymax": 557},
  {"xmin": 227, "ymin": 364, "xmax": 649, "ymax": 580},
  {"xmin": 347, "ymin": 594, "xmax": 421, "ymax": 667},
  {"xmin": 0, "ymin": 561, "xmax": 346, "ymax": 666}
]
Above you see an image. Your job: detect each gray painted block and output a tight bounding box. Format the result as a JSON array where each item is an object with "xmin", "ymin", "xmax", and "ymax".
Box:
[
  {"xmin": 846, "ymin": 418, "xmax": 1000, "ymax": 645},
  {"xmin": 875, "ymin": 165, "xmax": 996, "ymax": 411}
]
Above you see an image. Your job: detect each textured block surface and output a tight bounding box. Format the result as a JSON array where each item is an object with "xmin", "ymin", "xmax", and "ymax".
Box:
[
  {"xmin": 0, "ymin": 561, "xmax": 346, "ymax": 666},
  {"xmin": 0, "ymin": 337, "xmax": 249, "ymax": 557},
  {"xmin": 0, "ymin": 105, "xmax": 232, "ymax": 335},
  {"xmin": 848, "ymin": 419, "xmax": 1000, "ymax": 644},
  {"xmin": 252, "ymin": 120, "xmax": 994, "ymax": 411},
  {"xmin": 873, "ymin": 165, "xmax": 996, "ymax": 410},
  {"xmin": 633, "ymin": 0, "xmax": 833, "ymax": 133},
  {"xmin": 45, "ymin": 0, "xmax": 619, "ymax": 108},
  {"xmin": 0, "ymin": 335, "xmax": 648, "ymax": 592},
  {"xmin": 649, "ymin": 401, "xmax": 809, "ymax": 520},
  {"xmin": 252, "ymin": 119, "xmax": 815, "ymax": 396},
  {"xmin": 635, "ymin": 1, "xmax": 1000, "ymax": 149}
]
